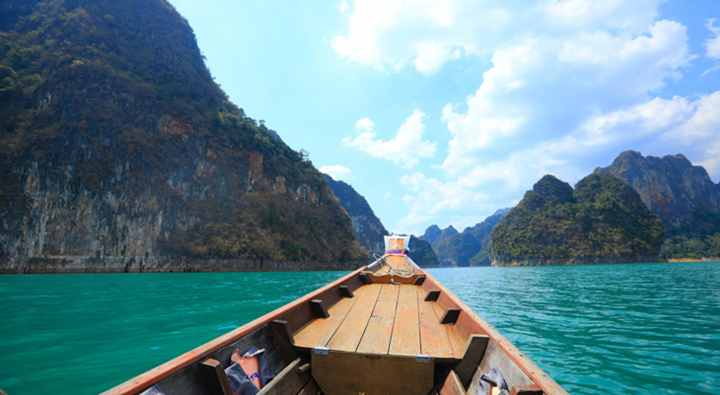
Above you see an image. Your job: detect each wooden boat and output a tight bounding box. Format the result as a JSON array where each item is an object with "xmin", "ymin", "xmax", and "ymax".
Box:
[{"xmin": 103, "ymin": 236, "xmax": 567, "ymax": 395}]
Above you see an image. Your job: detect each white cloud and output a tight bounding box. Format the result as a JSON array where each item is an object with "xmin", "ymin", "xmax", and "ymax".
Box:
[
  {"xmin": 332, "ymin": 0, "xmax": 502, "ymax": 73},
  {"xmin": 333, "ymin": 0, "xmax": 716, "ymax": 233},
  {"xmin": 442, "ymin": 20, "xmax": 690, "ymax": 175},
  {"xmin": 543, "ymin": 0, "xmax": 660, "ymax": 33},
  {"xmin": 397, "ymin": 172, "xmax": 498, "ymax": 231},
  {"xmin": 707, "ymin": 18, "xmax": 720, "ymax": 59},
  {"xmin": 342, "ymin": 109, "xmax": 436, "ymax": 168},
  {"xmin": 704, "ymin": 18, "xmax": 720, "ymax": 76},
  {"xmin": 319, "ymin": 164, "xmax": 352, "ymax": 181},
  {"xmin": 338, "ymin": 0, "xmax": 349, "ymax": 14},
  {"xmin": 332, "ymin": 0, "xmax": 663, "ymax": 74},
  {"xmin": 662, "ymin": 92, "xmax": 720, "ymax": 176}
]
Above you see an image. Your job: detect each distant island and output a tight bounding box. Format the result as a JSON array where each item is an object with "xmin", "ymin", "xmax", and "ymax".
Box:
[
  {"xmin": 418, "ymin": 151, "xmax": 720, "ymax": 266},
  {"xmin": 419, "ymin": 209, "xmax": 509, "ymax": 266},
  {"xmin": 491, "ymin": 173, "xmax": 664, "ymax": 266}
]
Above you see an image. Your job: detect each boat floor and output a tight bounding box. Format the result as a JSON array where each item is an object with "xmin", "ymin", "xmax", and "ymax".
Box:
[{"xmin": 294, "ymin": 283, "xmax": 465, "ymax": 360}]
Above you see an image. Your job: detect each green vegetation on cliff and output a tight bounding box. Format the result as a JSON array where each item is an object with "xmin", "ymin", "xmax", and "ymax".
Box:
[
  {"xmin": 491, "ymin": 174, "xmax": 664, "ymax": 265},
  {"xmin": 596, "ymin": 151, "xmax": 720, "ymax": 259},
  {"xmin": 0, "ymin": 0, "xmax": 364, "ymax": 268},
  {"xmin": 323, "ymin": 175, "xmax": 386, "ymax": 255}
]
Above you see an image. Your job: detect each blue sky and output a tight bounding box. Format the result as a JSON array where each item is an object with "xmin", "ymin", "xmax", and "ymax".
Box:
[{"xmin": 168, "ymin": 0, "xmax": 720, "ymax": 234}]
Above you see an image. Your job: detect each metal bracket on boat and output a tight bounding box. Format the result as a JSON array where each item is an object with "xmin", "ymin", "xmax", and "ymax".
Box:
[
  {"xmin": 415, "ymin": 354, "xmax": 432, "ymax": 363},
  {"xmin": 312, "ymin": 346, "xmax": 330, "ymax": 356}
]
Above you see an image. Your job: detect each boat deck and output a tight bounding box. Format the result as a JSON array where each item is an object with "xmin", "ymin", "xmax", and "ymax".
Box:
[
  {"xmin": 102, "ymin": 239, "xmax": 568, "ymax": 395},
  {"xmin": 294, "ymin": 283, "xmax": 465, "ymax": 359}
]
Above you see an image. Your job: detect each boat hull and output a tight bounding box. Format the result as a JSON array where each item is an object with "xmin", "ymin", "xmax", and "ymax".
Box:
[{"xmin": 102, "ymin": 263, "xmax": 566, "ymax": 395}]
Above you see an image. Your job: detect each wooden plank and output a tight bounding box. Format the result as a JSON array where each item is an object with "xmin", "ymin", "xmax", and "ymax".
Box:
[
  {"xmin": 309, "ymin": 299, "xmax": 329, "ymax": 319},
  {"xmin": 442, "ymin": 309, "xmax": 462, "ymax": 325},
  {"xmin": 359, "ymin": 272, "xmax": 372, "ymax": 283},
  {"xmin": 431, "ymin": 302, "xmax": 466, "ymax": 358},
  {"xmin": 257, "ymin": 358, "xmax": 307, "ymax": 395},
  {"xmin": 511, "ymin": 384, "xmax": 543, "ymax": 395},
  {"xmin": 293, "ymin": 296, "xmax": 356, "ymax": 349},
  {"xmin": 425, "ymin": 290, "xmax": 441, "ymax": 302},
  {"xmin": 356, "ymin": 284, "xmax": 400, "ymax": 354},
  {"xmin": 269, "ymin": 320, "xmax": 297, "ymax": 364},
  {"xmin": 339, "ymin": 285, "xmax": 354, "ymax": 298},
  {"xmin": 366, "ymin": 273, "xmax": 425, "ymax": 284},
  {"xmin": 455, "ymin": 335, "xmax": 490, "ymax": 389},
  {"xmin": 296, "ymin": 378, "xmax": 320, "ymax": 395},
  {"xmin": 199, "ymin": 358, "xmax": 232, "ymax": 395},
  {"xmin": 417, "ymin": 287, "xmax": 454, "ymax": 359},
  {"xmin": 389, "ymin": 284, "xmax": 420, "ymax": 356},
  {"xmin": 327, "ymin": 284, "xmax": 382, "ymax": 352},
  {"xmin": 312, "ymin": 351, "xmax": 433, "ymax": 395},
  {"xmin": 439, "ymin": 370, "xmax": 465, "ymax": 395}
]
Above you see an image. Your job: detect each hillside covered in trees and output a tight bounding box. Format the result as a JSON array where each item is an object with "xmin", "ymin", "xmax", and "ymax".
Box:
[
  {"xmin": 596, "ymin": 151, "xmax": 720, "ymax": 259},
  {"xmin": 0, "ymin": 0, "xmax": 364, "ymax": 272},
  {"xmin": 491, "ymin": 174, "xmax": 664, "ymax": 265}
]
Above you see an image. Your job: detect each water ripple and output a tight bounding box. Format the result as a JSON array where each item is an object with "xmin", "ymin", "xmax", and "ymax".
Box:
[
  {"xmin": 1, "ymin": 264, "xmax": 719, "ymax": 394},
  {"xmin": 431, "ymin": 262, "xmax": 720, "ymax": 394}
]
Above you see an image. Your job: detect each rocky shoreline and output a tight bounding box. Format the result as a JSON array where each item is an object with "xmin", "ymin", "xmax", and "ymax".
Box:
[
  {"xmin": 0, "ymin": 256, "xmax": 363, "ymax": 274},
  {"xmin": 491, "ymin": 256, "xmax": 667, "ymax": 267}
]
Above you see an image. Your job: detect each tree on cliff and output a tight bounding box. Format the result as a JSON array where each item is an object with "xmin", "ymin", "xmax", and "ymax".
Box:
[
  {"xmin": 0, "ymin": 0, "xmax": 364, "ymax": 270},
  {"xmin": 491, "ymin": 174, "xmax": 664, "ymax": 265}
]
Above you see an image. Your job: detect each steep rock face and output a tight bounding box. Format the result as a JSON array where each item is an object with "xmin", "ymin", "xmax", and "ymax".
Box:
[
  {"xmin": 323, "ymin": 175, "xmax": 385, "ymax": 254},
  {"xmin": 465, "ymin": 208, "xmax": 510, "ymax": 266},
  {"xmin": 595, "ymin": 151, "xmax": 720, "ymax": 237},
  {"xmin": 420, "ymin": 225, "xmax": 443, "ymax": 245},
  {"xmin": 420, "ymin": 209, "xmax": 509, "ymax": 266},
  {"xmin": 491, "ymin": 174, "xmax": 664, "ymax": 265},
  {"xmin": 0, "ymin": 0, "xmax": 363, "ymax": 272},
  {"xmin": 322, "ymin": 175, "xmax": 439, "ymax": 266},
  {"xmin": 408, "ymin": 236, "xmax": 440, "ymax": 267}
]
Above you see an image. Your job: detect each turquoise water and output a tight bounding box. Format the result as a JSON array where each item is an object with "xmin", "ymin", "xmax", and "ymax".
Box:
[{"xmin": 1, "ymin": 263, "xmax": 719, "ymax": 394}]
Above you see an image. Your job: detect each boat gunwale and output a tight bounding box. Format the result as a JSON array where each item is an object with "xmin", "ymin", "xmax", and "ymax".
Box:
[
  {"xmin": 420, "ymin": 270, "xmax": 568, "ymax": 395},
  {"xmin": 101, "ymin": 267, "xmax": 365, "ymax": 395}
]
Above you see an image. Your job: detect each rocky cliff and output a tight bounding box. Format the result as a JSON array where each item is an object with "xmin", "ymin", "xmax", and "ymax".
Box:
[
  {"xmin": 491, "ymin": 174, "xmax": 664, "ymax": 265},
  {"xmin": 407, "ymin": 236, "xmax": 440, "ymax": 268},
  {"xmin": 420, "ymin": 209, "xmax": 509, "ymax": 266},
  {"xmin": 595, "ymin": 151, "xmax": 720, "ymax": 258},
  {"xmin": 0, "ymin": 0, "xmax": 364, "ymax": 273},
  {"xmin": 323, "ymin": 175, "xmax": 386, "ymax": 255},
  {"xmin": 322, "ymin": 175, "xmax": 439, "ymax": 266}
]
